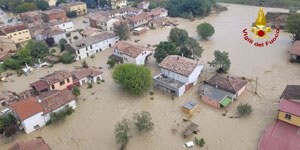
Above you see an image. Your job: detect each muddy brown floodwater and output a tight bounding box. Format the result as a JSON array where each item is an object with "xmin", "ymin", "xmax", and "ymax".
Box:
[{"xmin": 1, "ymin": 3, "xmax": 300, "ymax": 150}]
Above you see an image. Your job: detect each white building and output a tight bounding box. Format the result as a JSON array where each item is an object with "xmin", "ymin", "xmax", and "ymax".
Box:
[
  {"xmin": 46, "ymin": 0, "xmax": 57, "ymax": 7},
  {"xmin": 137, "ymin": 1, "xmax": 150, "ymax": 10},
  {"xmin": 35, "ymin": 27, "xmax": 66, "ymax": 44},
  {"xmin": 153, "ymin": 55, "xmax": 203, "ymax": 97},
  {"xmin": 10, "ymin": 90, "xmax": 76, "ymax": 134},
  {"xmin": 52, "ymin": 21, "xmax": 75, "ymax": 32},
  {"xmin": 72, "ymin": 67, "xmax": 103, "ymax": 85},
  {"xmin": 111, "ymin": 41, "xmax": 152, "ymax": 65},
  {"xmin": 68, "ymin": 32, "xmax": 119, "ymax": 60}
]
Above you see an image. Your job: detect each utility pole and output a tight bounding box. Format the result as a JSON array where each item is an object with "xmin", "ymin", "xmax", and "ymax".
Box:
[{"xmin": 255, "ymin": 77, "xmax": 258, "ymax": 95}]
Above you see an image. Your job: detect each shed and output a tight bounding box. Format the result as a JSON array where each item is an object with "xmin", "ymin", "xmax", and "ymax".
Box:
[{"xmin": 182, "ymin": 101, "xmax": 198, "ymax": 114}]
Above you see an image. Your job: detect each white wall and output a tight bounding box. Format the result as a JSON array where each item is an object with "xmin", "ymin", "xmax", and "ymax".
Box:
[
  {"xmin": 161, "ymin": 68, "xmax": 189, "ymax": 83},
  {"xmin": 52, "ymin": 33, "xmax": 66, "ymax": 44},
  {"xmin": 54, "ymin": 22, "xmax": 75, "ymax": 32},
  {"xmin": 106, "ymin": 19, "xmax": 119, "ymax": 31},
  {"xmin": 76, "ymin": 36, "xmax": 119, "ymax": 60},
  {"xmin": 79, "ymin": 75, "xmax": 102, "ymax": 85},
  {"xmin": 22, "ymin": 112, "xmax": 45, "ymax": 134},
  {"xmin": 188, "ymin": 65, "xmax": 203, "ymax": 84},
  {"xmin": 135, "ymin": 50, "xmax": 151, "ymax": 65}
]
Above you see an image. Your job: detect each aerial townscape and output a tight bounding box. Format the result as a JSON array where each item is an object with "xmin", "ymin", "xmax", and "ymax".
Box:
[{"xmin": 0, "ymin": 0, "xmax": 300, "ymax": 149}]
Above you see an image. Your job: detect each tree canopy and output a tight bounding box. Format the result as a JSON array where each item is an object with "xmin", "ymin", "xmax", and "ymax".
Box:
[
  {"xmin": 114, "ymin": 22, "xmax": 130, "ymax": 40},
  {"xmin": 154, "ymin": 41, "xmax": 177, "ymax": 63},
  {"xmin": 115, "ymin": 119, "xmax": 131, "ymax": 150},
  {"xmin": 59, "ymin": 38, "xmax": 68, "ymax": 52},
  {"xmin": 169, "ymin": 28, "xmax": 189, "ymax": 46},
  {"xmin": 197, "ymin": 22, "xmax": 215, "ymax": 39},
  {"xmin": 36, "ymin": 0, "xmax": 49, "ymax": 10},
  {"xmin": 166, "ymin": 0, "xmax": 212, "ymax": 18},
  {"xmin": 286, "ymin": 13, "xmax": 300, "ymax": 41},
  {"xmin": 181, "ymin": 37, "xmax": 203, "ymax": 58},
  {"xmin": 208, "ymin": 50, "xmax": 231, "ymax": 73},
  {"xmin": 25, "ymin": 40, "xmax": 49, "ymax": 58},
  {"xmin": 133, "ymin": 111, "xmax": 154, "ymax": 132},
  {"xmin": 15, "ymin": 2, "xmax": 37, "ymax": 13},
  {"xmin": 113, "ymin": 64, "xmax": 153, "ymax": 95},
  {"xmin": 60, "ymin": 52, "xmax": 75, "ymax": 64}
]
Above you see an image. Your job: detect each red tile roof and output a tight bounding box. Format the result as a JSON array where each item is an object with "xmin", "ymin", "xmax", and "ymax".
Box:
[
  {"xmin": 279, "ymin": 99, "xmax": 300, "ymax": 116},
  {"xmin": 207, "ymin": 74, "xmax": 247, "ymax": 94},
  {"xmin": 113, "ymin": 41, "xmax": 152, "ymax": 58},
  {"xmin": 9, "ymin": 138, "xmax": 51, "ymax": 150},
  {"xmin": 72, "ymin": 67, "xmax": 102, "ymax": 80},
  {"xmin": 148, "ymin": 7, "xmax": 167, "ymax": 17},
  {"xmin": 41, "ymin": 70, "xmax": 72, "ymax": 85},
  {"xmin": 290, "ymin": 41, "xmax": 300, "ymax": 56},
  {"xmin": 10, "ymin": 97, "xmax": 43, "ymax": 121},
  {"xmin": 0, "ymin": 23, "xmax": 28, "ymax": 35},
  {"xmin": 30, "ymin": 80, "xmax": 49, "ymax": 91},
  {"xmin": 159, "ymin": 55, "xmax": 199, "ymax": 77},
  {"xmin": 38, "ymin": 90, "xmax": 76, "ymax": 114},
  {"xmin": 259, "ymin": 120, "xmax": 300, "ymax": 150},
  {"xmin": 128, "ymin": 13, "xmax": 150, "ymax": 23}
]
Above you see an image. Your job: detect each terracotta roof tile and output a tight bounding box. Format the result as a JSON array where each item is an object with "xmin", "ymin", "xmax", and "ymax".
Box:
[
  {"xmin": 0, "ymin": 23, "xmax": 28, "ymax": 34},
  {"xmin": 38, "ymin": 90, "xmax": 75, "ymax": 114},
  {"xmin": 128, "ymin": 13, "xmax": 150, "ymax": 23},
  {"xmin": 9, "ymin": 138, "xmax": 51, "ymax": 150},
  {"xmin": 10, "ymin": 97, "xmax": 43, "ymax": 121},
  {"xmin": 72, "ymin": 67, "xmax": 102, "ymax": 80},
  {"xmin": 113, "ymin": 41, "xmax": 152, "ymax": 58},
  {"xmin": 159, "ymin": 55, "xmax": 199, "ymax": 77},
  {"xmin": 206, "ymin": 74, "xmax": 247, "ymax": 94},
  {"xmin": 41, "ymin": 70, "xmax": 72, "ymax": 85}
]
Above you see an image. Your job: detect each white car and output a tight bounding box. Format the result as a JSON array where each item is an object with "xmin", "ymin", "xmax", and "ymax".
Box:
[
  {"xmin": 183, "ymin": 141, "xmax": 194, "ymax": 148},
  {"xmin": 0, "ymin": 108, "xmax": 11, "ymax": 114}
]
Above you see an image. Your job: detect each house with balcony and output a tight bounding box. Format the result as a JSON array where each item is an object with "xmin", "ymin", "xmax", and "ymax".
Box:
[
  {"xmin": 198, "ymin": 75, "xmax": 247, "ymax": 108},
  {"xmin": 153, "ymin": 55, "xmax": 204, "ymax": 97},
  {"xmin": 10, "ymin": 90, "xmax": 76, "ymax": 134},
  {"xmin": 67, "ymin": 32, "xmax": 119, "ymax": 60},
  {"xmin": 111, "ymin": 41, "xmax": 152, "ymax": 65},
  {"xmin": 30, "ymin": 70, "xmax": 73, "ymax": 93}
]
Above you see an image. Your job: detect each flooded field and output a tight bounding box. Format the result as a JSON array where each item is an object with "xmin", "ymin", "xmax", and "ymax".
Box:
[{"xmin": 1, "ymin": 3, "xmax": 300, "ymax": 150}]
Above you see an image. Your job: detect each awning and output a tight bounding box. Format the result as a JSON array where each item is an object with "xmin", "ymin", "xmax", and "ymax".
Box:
[{"xmin": 220, "ymin": 96, "xmax": 233, "ymax": 107}]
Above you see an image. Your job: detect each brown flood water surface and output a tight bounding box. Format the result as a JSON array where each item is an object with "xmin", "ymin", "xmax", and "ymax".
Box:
[{"xmin": 1, "ymin": 3, "xmax": 300, "ymax": 150}]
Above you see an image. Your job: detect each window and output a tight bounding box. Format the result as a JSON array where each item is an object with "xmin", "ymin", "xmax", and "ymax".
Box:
[
  {"xmin": 67, "ymin": 78, "xmax": 70, "ymax": 83},
  {"xmin": 90, "ymin": 45, "xmax": 92, "ymax": 49},
  {"xmin": 285, "ymin": 113, "xmax": 291, "ymax": 120},
  {"xmin": 86, "ymin": 47, "xmax": 88, "ymax": 51},
  {"xmin": 59, "ymin": 80, "xmax": 65, "ymax": 86},
  {"xmin": 51, "ymin": 85, "xmax": 55, "ymax": 89},
  {"xmin": 77, "ymin": 50, "xmax": 80, "ymax": 54}
]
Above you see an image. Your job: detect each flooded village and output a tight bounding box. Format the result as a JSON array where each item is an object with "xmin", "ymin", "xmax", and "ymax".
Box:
[{"xmin": 0, "ymin": 0, "xmax": 300, "ymax": 150}]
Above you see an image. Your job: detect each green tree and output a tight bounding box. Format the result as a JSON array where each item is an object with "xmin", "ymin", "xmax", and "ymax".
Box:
[
  {"xmin": 169, "ymin": 28, "xmax": 189, "ymax": 46},
  {"xmin": 25, "ymin": 40, "xmax": 49, "ymax": 58},
  {"xmin": 15, "ymin": 2, "xmax": 37, "ymax": 13},
  {"xmin": 72, "ymin": 86, "xmax": 80, "ymax": 97},
  {"xmin": 0, "ymin": 114, "xmax": 17, "ymax": 134},
  {"xmin": 154, "ymin": 41, "xmax": 177, "ymax": 63},
  {"xmin": 60, "ymin": 52, "xmax": 75, "ymax": 64},
  {"xmin": 286, "ymin": 13, "xmax": 300, "ymax": 41},
  {"xmin": 197, "ymin": 22, "xmax": 215, "ymax": 40},
  {"xmin": 99, "ymin": 0, "xmax": 108, "ymax": 7},
  {"xmin": 36, "ymin": 0, "xmax": 49, "ymax": 10},
  {"xmin": 133, "ymin": 111, "xmax": 154, "ymax": 132},
  {"xmin": 84, "ymin": 0, "xmax": 96, "ymax": 8},
  {"xmin": 237, "ymin": 103, "xmax": 252, "ymax": 117},
  {"xmin": 149, "ymin": 2, "xmax": 157, "ymax": 9},
  {"xmin": 180, "ymin": 37, "xmax": 203, "ymax": 58},
  {"xmin": 81, "ymin": 60, "xmax": 88, "ymax": 68},
  {"xmin": 3, "ymin": 58, "xmax": 21, "ymax": 70},
  {"xmin": 67, "ymin": 11, "xmax": 77, "ymax": 18},
  {"xmin": 208, "ymin": 50, "xmax": 231, "ymax": 73},
  {"xmin": 166, "ymin": 0, "xmax": 212, "ymax": 17},
  {"xmin": 107, "ymin": 59, "xmax": 116, "ymax": 68},
  {"xmin": 15, "ymin": 47, "xmax": 33, "ymax": 65},
  {"xmin": 49, "ymin": 107, "xmax": 74, "ymax": 123},
  {"xmin": 195, "ymin": 137, "xmax": 205, "ymax": 147},
  {"xmin": 115, "ymin": 119, "xmax": 131, "ymax": 150},
  {"xmin": 59, "ymin": 38, "xmax": 68, "ymax": 52},
  {"xmin": 114, "ymin": 22, "xmax": 130, "ymax": 40},
  {"xmin": 113, "ymin": 64, "xmax": 153, "ymax": 95}
]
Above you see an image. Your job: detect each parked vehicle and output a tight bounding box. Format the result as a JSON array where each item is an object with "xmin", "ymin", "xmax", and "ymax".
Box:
[{"xmin": 183, "ymin": 141, "xmax": 194, "ymax": 148}]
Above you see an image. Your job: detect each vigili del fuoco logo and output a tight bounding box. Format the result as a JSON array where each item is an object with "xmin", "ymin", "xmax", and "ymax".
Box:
[{"xmin": 243, "ymin": 8, "xmax": 280, "ymax": 47}]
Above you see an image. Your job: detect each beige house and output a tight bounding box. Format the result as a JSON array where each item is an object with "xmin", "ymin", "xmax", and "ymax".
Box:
[
  {"xmin": 0, "ymin": 24, "xmax": 31, "ymax": 44},
  {"xmin": 89, "ymin": 13, "xmax": 119, "ymax": 31},
  {"xmin": 0, "ymin": 37, "xmax": 17, "ymax": 62},
  {"xmin": 111, "ymin": 0, "xmax": 127, "ymax": 9},
  {"xmin": 59, "ymin": 2, "xmax": 87, "ymax": 16}
]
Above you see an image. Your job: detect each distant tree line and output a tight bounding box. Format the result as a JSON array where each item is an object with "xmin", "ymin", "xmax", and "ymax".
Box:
[{"xmin": 0, "ymin": 0, "xmax": 50, "ymax": 13}]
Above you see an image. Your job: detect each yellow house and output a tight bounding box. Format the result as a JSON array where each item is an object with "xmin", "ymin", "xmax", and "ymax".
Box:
[
  {"xmin": 111, "ymin": 0, "xmax": 127, "ymax": 9},
  {"xmin": 0, "ymin": 24, "xmax": 31, "ymax": 44},
  {"xmin": 278, "ymin": 99, "xmax": 300, "ymax": 127},
  {"xmin": 59, "ymin": 2, "xmax": 87, "ymax": 16},
  {"xmin": 46, "ymin": 0, "xmax": 57, "ymax": 7}
]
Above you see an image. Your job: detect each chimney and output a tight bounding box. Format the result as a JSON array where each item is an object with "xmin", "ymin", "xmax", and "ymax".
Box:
[
  {"xmin": 37, "ymin": 99, "xmax": 42, "ymax": 103},
  {"xmin": 215, "ymin": 84, "xmax": 218, "ymax": 89}
]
